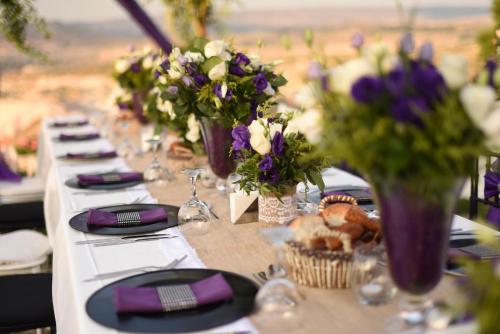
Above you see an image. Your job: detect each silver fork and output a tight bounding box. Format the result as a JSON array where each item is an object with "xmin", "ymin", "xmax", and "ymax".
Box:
[
  {"xmin": 84, "ymin": 254, "xmax": 188, "ymax": 282},
  {"xmin": 73, "ymin": 194, "xmax": 148, "ymax": 213}
]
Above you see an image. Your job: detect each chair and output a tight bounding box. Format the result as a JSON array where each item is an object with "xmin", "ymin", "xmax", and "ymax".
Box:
[
  {"xmin": 469, "ymin": 152, "xmax": 500, "ymax": 225},
  {"xmin": 0, "ymin": 273, "xmax": 56, "ymax": 333}
]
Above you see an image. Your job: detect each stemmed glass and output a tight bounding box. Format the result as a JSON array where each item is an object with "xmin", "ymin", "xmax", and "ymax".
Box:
[
  {"xmin": 296, "ymin": 183, "xmax": 319, "ymax": 215},
  {"xmin": 177, "ymin": 168, "xmax": 211, "ymax": 236},
  {"xmin": 116, "ymin": 118, "xmax": 136, "ymax": 159},
  {"xmin": 254, "ymin": 226, "xmax": 304, "ymax": 333},
  {"xmin": 143, "ymin": 138, "xmax": 166, "ymax": 183}
]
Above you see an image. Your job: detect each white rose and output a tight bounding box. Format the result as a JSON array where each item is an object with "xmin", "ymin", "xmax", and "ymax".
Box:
[
  {"xmin": 248, "ymin": 53, "xmax": 262, "ymax": 70},
  {"xmin": 142, "ymin": 56, "xmax": 154, "ymax": 69},
  {"xmin": 277, "ymin": 103, "xmax": 299, "ymax": 119},
  {"xmin": 269, "ymin": 123, "xmax": 283, "ymax": 139},
  {"xmin": 294, "ymin": 83, "xmax": 317, "ymax": 109},
  {"xmin": 248, "ymin": 119, "xmax": 266, "ymax": 137},
  {"xmin": 158, "ymin": 75, "xmax": 168, "ymax": 84},
  {"xmin": 186, "ymin": 114, "xmax": 201, "ymax": 143},
  {"xmin": 439, "ymin": 54, "xmax": 468, "ymax": 89},
  {"xmin": 263, "ymin": 83, "xmax": 276, "ymax": 96},
  {"xmin": 460, "ymin": 84, "xmax": 496, "ymax": 130},
  {"xmin": 204, "ymin": 40, "xmax": 228, "ymax": 58},
  {"xmin": 284, "ymin": 117, "xmax": 300, "ymax": 136},
  {"xmin": 330, "ymin": 58, "xmax": 375, "ymax": 94},
  {"xmin": 171, "ymin": 47, "xmax": 182, "ymax": 59},
  {"xmin": 114, "ymin": 59, "xmax": 129, "ymax": 73},
  {"xmin": 362, "ymin": 42, "xmax": 389, "ymax": 66},
  {"xmin": 208, "ymin": 61, "xmax": 227, "ymax": 80},
  {"xmin": 168, "ymin": 68, "xmax": 182, "ymax": 80},
  {"xmin": 185, "ymin": 51, "xmax": 205, "ymax": 64},
  {"xmin": 298, "ymin": 109, "xmax": 322, "ymax": 144},
  {"xmin": 250, "ymin": 133, "xmax": 271, "ymax": 155}
]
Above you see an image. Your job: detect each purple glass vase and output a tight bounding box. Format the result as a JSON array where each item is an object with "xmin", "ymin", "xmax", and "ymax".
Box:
[
  {"xmin": 132, "ymin": 91, "xmax": 149, "ymax": 125},
  {"xmin": 372, "ymin": 178, "xmax": 464, "ymax": 295},
  {"xmin": 199, "ymin": 117, "xmax": 235, "ymax": 179}
]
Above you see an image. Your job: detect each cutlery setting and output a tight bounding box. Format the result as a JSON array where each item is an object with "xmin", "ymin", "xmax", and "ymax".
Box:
[
  {"xmin": 84, "ymin": 254, "xmax": 188, "ymax": 282},
  {"xmin": 75, "ymin": 233, "xmax": 170, "ymax": 245},
  {"xmin": 93, "ymin": 235, "xmax": 177, "ymax": 247}
]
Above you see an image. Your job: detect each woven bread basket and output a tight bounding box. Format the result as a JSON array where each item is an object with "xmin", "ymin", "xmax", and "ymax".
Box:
[{"xmin": 284, "ymin": 194, "xmax": 358, "ymax": 289}]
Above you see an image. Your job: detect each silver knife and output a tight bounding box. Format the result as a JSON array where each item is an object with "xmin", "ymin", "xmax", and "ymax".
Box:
[
  {"xmin": 93, "ymin": 235, "xmax": 178, "ymax": 247},
  {"xmin": 84, "ymin": 254, "xmax": 187, "ymax": 282},
  {"xmin": 75, "ymin": 233, "xmax": 169, "ymax": 245}
]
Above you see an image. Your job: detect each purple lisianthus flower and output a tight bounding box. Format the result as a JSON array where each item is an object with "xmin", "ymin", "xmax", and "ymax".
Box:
[
  {"xmin": 419, "ymin": 42, "xmax": 434, "ymax": 62},
  {"xmin": 259, "ymin": 167, "xmax": 280, "ymax": 184},
  {"xmin": 258, "ymin": 154, "xmax": 273, "ymax": 171},
  {"xmin": 351, "ymin": 76, "xmax": 386, "ymax": 103},
  {"xmin": 399, "ymin": 32, "xmax": 415, "ymax": 54},
  {"xmin": 154, "ymin": 70, "xmax": 161, "ymax": 78},
  {"xmin": 130, "ymin": 62, "xmax": 141, "ymax": 73},
  {"xmin": 193, "ymin": 74, "xmax": 208, "ymax": 87},
  {"xmin": 160, "ymin": 60, "xmax": 170, "ymax": 72},
  {"xmin": 229, "ymin": 64, "xmax": 246, "ymax": 77},
  {"xmin": 182, "ymin": 76, "xmax": 193, "ymax": 87},
  {"xmin": 253, "ymin": 73, "xmax": 269, "ymax": 93},
  {"xmin": 213, "ymin": 83, "xmax": 233, "ymax": 101},
  {"xmin": 351, "ymin": 32, "xmax": 364, "ymax": 49},
  {"xmin": 486, "ymin": 58, "xmax": 497, "ymax": 88},
  {"xmin": 166, "ymin": 85, "xmax": 178, "ymax": 94},
  {"xmin": 308, "ymin": 61, "xmax": 323, "ymax": 80},
  {"xmin": 185, "ymin": 62, "xmax": 198, "ymax": 76},
  {"xmin": 271, "ymin": 132, "xmax": 285, "ymax": 157},
  {"xmin": 390, "ymin": 97, "xmax": 429, "ymax": 125},
  {"xmin": 232, "ymin": 125, "xmax": 251, "ymax": 154},
  {"xmin": 385, "ymin": 67, "xmax": 406, "ymax": 96},
  {"xmin": 411, "ymin": 62, "xmax": 447, "ymax": 103},
  {"xmin": 234, "ymin": 52, "xmax": 250, "ymax": 66}
]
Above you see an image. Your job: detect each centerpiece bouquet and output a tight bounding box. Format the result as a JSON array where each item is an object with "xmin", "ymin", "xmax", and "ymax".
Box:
[
  {"xmin": 232, "ymin": 108, "xmax": 325, "ymax": 224},
  {"xmin": 153, "ymin": 39, "xmax": 287, "ymax": 179},
  {"xmin": 112, "ymin": 47, "xmax": 160, "ymax": 124},
  {"xmin": 312, "ymin": 32, "xmax": 500, "ymax": 322}
]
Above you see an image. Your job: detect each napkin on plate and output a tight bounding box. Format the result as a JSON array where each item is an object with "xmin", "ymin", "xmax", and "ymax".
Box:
[
  {"xmin": 77, "ymin": 172, "xmax": 143, "ymax": 186},
  {"xmin": 87, "ymin": 208, "xmax": 167, "ymax": 227},
  {"xmin": 65, "ymin": 151, "xmax": 117, "ymax": 159},
  {"xmin": 59, "ymin": 133, "xmax": 100, "ymax": 141},
  {"xmin": 113, "ymin": 273, "xmax": 234, "ymax": 313},
  {"xmin": 51, "ymin": 120, "xmax": 88, "ymax": 127},
  {"xmin": 0, "ymin": 153, "xmax": 21, "ymax": 183}
]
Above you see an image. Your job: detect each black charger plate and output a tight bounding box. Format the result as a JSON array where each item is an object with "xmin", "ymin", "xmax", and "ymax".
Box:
[
  {"xmin": 86, "ymin": 268, "xmax": 258, "ymax": 333},
  {"xmin": 65, "ymin": 176, "xmax": 143, "ymax": 190},
  {"xmin": 69, "ymin": 204, "xmax": 178, "ymax": 235}
]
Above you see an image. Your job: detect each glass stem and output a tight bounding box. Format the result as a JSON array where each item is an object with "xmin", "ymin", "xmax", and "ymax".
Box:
[{"xmin": 190, "ymin": 176, "xmax": 197, "ymax": 198}]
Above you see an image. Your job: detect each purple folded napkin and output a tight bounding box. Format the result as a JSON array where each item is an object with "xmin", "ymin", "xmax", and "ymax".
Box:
[
  {"xmin": 113, "ymin": 273, "xmax": 234, "ymax": 314},
  {"xmin": 87, "ymin": 208, "xmax": 167, "ymax": 227},
  {"xmin": 59, "ymin": 133, "xmax": 100, "ymax": 141},
  {"xmin": 0, "ymin": 153, "xmax": 22, "ymax": 183},
  {"xmin": 65, "ymin": 151, "xmax": 117, "ymax": 159},
  {"xmin": 77, "ymin": 172, "xmax": 143, "ymax": 186},
  {"xmin": 51, "ymin": 120, "xmax": 89, "ymax": 127}
]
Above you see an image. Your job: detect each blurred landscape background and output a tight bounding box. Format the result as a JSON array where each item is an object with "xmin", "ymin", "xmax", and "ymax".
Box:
[{"xmin": 0, "ymin": 0, "xmax": 492, "ymax": 144}]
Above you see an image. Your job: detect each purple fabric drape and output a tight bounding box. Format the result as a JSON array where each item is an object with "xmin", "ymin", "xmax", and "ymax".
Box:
[
  {"xmin": 115, "ymin": 0, "xmax": 172, "ymax": 54},
  {"xmin": 0, "ymin": 153, "xmax": 22, "ymax": 183},
  {"xmin": 484, "ymin": 170, "xmax": 500, "ymax": 227}
]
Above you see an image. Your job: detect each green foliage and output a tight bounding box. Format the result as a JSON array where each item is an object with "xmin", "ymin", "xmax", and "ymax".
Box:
[
  {"xmin": 112, "ymin": 49, "xmax": 159, "ymax": 93},
  {"xmin": 476, "ymin": 0, "xmax": 500, "ymax": 61},
  {"xmin": 0, "ymin": 0, "xmax": 50, "ymax": 60},
  {"xmin": 462, "ymin": 256, "xmax": 500, "ymax": 334}
]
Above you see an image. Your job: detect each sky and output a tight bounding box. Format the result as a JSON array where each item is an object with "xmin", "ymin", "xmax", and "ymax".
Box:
[{"xmin": 35, "ymin": 0, "xmax": 491, "ymax": 23}]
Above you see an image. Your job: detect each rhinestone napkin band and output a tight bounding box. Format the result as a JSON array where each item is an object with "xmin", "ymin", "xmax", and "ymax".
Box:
[
  {"xmin": 156, "ymin": 284, "xmax": 197, "ymax": 312},
  {"xmin": 116, "ymin": 212, "xmax": 142, "ymax": 226}
]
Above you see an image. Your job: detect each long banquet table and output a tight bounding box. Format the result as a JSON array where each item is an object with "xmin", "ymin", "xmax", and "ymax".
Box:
[{"xmin": 41, "ymin": 115, "xmax": 489, "ymax": 334}]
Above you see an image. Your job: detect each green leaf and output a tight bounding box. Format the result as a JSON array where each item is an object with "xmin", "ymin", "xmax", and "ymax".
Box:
[
  {"xmin": 271, "ymin": 74, "xmax": 288, "ymax": 87},
  {"xmin": 201, "ymin": 56, "xmax": 224, "ymax": 73},
  {"xmin": 308, "ymin": 170, "xmax": 325, "ymax": 191}
]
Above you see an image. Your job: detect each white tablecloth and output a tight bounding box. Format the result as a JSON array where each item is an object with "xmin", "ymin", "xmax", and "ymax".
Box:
[
  {"xmin": 41, "ymin": 116, "xmax": 257, "ymax": 334},
  {"xmin": 41, "ymin": 116, "xmax": 493, "ymax": 334}
]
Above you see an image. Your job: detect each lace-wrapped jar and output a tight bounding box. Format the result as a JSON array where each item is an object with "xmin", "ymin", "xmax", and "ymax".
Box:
[{"xmin": 258, "ymin": 187, "xmax": 297, "ymax": 224}]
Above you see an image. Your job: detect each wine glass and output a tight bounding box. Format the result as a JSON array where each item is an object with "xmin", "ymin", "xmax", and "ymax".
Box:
[
  {"xmin": 296, "ymin": 183, "xmax": 319, "ymax": 215},
  {"xmin": 254, "ymin": 226, "xmax": 304, "ymax": 333},
  {"xmin": 116, "ymin": 118, "xmax": 136, "ymax": 159},
  {"xmin": 177, "ymin": 168, "xmax": 211, "ymax": 235},
  {"xmin": 143, "ymin": 138, "xmax": 167, "ymax": 183},
  {"xmin": 351, "ymin": 243, "xmax": 397, "ymax": 306}
]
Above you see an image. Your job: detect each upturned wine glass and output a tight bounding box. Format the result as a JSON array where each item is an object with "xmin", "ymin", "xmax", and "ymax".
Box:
[
  {"xmin": 177, "ymin": 168, "xmax": 211, "ymax": 235},
  {"xmin": 116, "ymin": 118, "xmax": 136, "ymax": 159}
]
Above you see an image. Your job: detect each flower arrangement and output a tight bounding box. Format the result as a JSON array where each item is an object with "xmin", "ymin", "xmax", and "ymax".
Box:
[
  {"xmin": 112, "ymin": 47, "xmax": 160, "ymax": 122},
  {"xmin": 143, "ymin": 86, "xmax": 203, "ymax": 151},
  {"xmin": 153, "ymin": 39, "xmax": 287, "ymax": 127},
  {"xmin": 232, "ymin": 108, "xmax": 325, "ymax": 197},
  {"xmin": 312, "ymin": 34, "xmax": 500, "ymax": 185}
]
